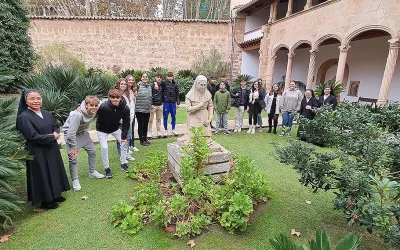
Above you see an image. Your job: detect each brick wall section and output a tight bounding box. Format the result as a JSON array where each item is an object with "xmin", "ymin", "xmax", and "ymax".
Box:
[{"xmin": 29, "ymin": 18, "xmax": 241, "ymax": 76}]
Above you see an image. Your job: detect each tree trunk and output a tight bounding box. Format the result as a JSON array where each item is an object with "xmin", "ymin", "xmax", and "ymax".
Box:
[
  {"xmin": 195, "ymin": 0, "xmax": 201, "ymax": 19},
  {"xmin": 85, "ymin": 0, "xmax": 91, "ymax": 16}
]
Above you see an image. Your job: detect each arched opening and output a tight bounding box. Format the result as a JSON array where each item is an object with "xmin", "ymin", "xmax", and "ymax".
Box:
[
  {"xmin": 316, "ymin": 58, "xmax": 349, "ymax": 86},
  {"xmin": 272, "ymin": 46, "xmax": 289, "ymax": 86},
  {"xmin": 344, "ymin": 28, "xmax": 397, "ymax": 101},
  {"xmin": 290, "ymin": 41, "xmax": 312, "ymax": 88}
]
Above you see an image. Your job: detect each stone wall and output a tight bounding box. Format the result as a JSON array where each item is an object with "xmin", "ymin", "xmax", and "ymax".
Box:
[{"xmin": 29, "ymin": 18, "xmax": 241, "ymax": 76}]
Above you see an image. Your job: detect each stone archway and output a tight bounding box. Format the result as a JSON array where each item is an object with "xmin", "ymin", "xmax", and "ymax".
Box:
[{"xmin": 316, "ymin": 58, "xmax": 349, "ymax": 87}]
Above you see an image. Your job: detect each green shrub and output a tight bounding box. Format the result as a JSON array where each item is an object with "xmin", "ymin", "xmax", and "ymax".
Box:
[
  {"xmin": 0, "ymin": 0, "xmax": 35, "ymax": 73},
  {"xmin": 174, "ymin": 75, "xmax": 194, "ymax": 101},
  {"xmin": 0, "ymin": 0, "xmax": 35, "ymax": 93},
  {"xmin": 177, "ymin": 69, "xmax": 197, "ymax": 79},
  {"xmin": 191, "ymin": 48, "xmax": 229, "ymax": 78},
  {"xmin": 0, "ymin": 97, "xmax": 31, "ymax": 228},
  {"xmin": 118, "ymin": 69, "xmax": 135, "ymax": 78},
  {"xmin": 34, "ymin": 43, "xmax": 86, "ymax": 76},
  {"xmin": 20, "ymin": 66, "xmax": 117, "ymax": 124}
]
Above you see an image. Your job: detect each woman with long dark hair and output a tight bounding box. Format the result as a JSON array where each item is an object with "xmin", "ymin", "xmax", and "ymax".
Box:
[
  {"xmin": 115, "ymin": 78, "xmax": 135, "ymax": 161},
  {"xmin": 16, "ymin": 90, "xmax": 70, "ymax": 209},
  {"xmin": 247, "ymin": 81, "xmax": 263, "ymax": 134},
  {"xmin": 135, "ymin": 73, "xmax": 153, "ymax": 146},
  {"xmin": 125, "ymin": 75, "xmax": 139, "ymax": 152},
  {"xmin": 265, "ymin": 83, "xmax": 282, "ymax": 134}
]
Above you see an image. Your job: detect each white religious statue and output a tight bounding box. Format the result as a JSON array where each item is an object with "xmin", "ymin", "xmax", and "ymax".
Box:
[{"xmin": 184, "ymin": 75, "xmax": 213, "ymax": 141}]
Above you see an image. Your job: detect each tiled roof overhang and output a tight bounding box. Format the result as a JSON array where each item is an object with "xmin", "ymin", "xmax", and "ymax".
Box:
[{"xmin": 239, "ymin": 36, "xmax": 262, "ymax": 49}]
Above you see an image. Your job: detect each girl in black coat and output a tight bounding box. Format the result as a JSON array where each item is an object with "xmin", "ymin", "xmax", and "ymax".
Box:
[
  {"xmin": 297, "ymin": 89, "xmax": 319, "ymax": 139},
  {"xmin": 318, "ymin": 85, "xmax": 337, "ymax": 109},
  {"xmin": 16, "ymin": 90, "xmax": 70, "ymax": 209}
]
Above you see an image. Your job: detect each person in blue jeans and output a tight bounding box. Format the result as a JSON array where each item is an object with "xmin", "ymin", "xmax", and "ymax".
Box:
[
  {"xmin": 279, "ymin": 81, "xmax": 303, "ymax": 136},
  {"xmin": 161, "ymin": 72, "xmax": 180, "ymax": 136}
]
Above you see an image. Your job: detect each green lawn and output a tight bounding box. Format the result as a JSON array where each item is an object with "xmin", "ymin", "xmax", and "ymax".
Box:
[{"xmin": 1, "ymin": 131, "xmax": 387, "ymax": 249}]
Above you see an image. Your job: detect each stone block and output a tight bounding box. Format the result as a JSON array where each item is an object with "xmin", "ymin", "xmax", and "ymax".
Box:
[{"xmin": 167, "ymin": 140, "xmax": 232, "ymax": 186}]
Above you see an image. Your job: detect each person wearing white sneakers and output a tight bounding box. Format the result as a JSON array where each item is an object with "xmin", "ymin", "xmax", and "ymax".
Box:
[
  {"xmin": 63, "ymin": 96, "xmax": 105, "ymax": 192},
  {"xmin": 247, "ymin": 81, "xmax": 263, "ymax": 134},
  {"xmin": 115, "ymin": 78, "xmax": 136, "ymax": 162},
  {"xmin": 148, "ymin": 73, "xmax": 163, "ymax": 138},
  {"xmin": 231, "ymin": 78, "xmax": 249, "ymax": 132},
  {"xmin": 125, "ymin": 75, "xmax": 139, "ymax": 152},
  {"xmin": 161, "ymin": 72, "xmax": 179, "ymax": 136}
]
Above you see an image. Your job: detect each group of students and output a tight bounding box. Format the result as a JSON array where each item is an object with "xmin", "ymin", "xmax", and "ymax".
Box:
[
  {"xmin": 16, "ymin": 72, "xmax": 337, "ymax": 210},
  {"xmin": 15, "ymin": 72, "xmax": 180, "ymax": 209},
  {"xmin": 209, "ymin": 77, "xmax": 337, "ymax": 137}
]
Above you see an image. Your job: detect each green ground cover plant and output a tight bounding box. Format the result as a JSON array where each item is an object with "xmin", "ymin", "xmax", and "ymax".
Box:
[{"xmin": 112, "ymin": 127, "xmax": 269, "ymax": 237}]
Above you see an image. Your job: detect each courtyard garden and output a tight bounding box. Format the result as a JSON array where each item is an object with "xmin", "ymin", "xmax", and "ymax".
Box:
[
  {"xmin": 1, "ymin": 1, "xmax": 399, "ymax": 249},
  {"xmin": 0, "ymin": 127, "xmax": 390, "ymax": 249}
]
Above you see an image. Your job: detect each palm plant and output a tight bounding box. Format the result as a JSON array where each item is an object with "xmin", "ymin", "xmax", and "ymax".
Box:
[
  {"xmin": 20, "ymin": 66, "xmax": 116, "ymax": 124},
  {"xmin": 270, "ymin": 230, "xmax": 361, "ymax": 250},
  {"xmin": 0, "ymin": 96, "xmax": 31, "ymax": 229},
  {"xmin": 314, "ymin": 79, "xmax": 346, "ymax": 97},
  {"xmin": 233, "ymin": 74, "xmax": 254, "ymax": 88}
]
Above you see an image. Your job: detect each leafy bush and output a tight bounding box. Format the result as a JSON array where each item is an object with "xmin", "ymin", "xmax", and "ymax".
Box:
[
  {"xmin": 118, "ymin": 69, "xmax": 135, "ymax": 78},
  {"xmin": 0, "ymin": 67, "xmax": 17, "ymax": 93},
  {"xmin": 0, "ymin": 0, "xmax": 35, "ymax": 93},
  {"xmin": 112, "ymin": 127, "xmax": 269, "ymax": 237},
  {"xmin": 34, "ymin": 43, "xmax": 86, "ymax": 76},
  {"xmin": 0, "ymin": 97, "xmax": 31, "ymax": 228},
  {"xmin": 174, "ymin": 75, "xmax": 194, "ymax": 101},
  {"xmin": 270, "ymin": 230, "xmax": 361, "ymax": 250},
  {"xmin": 191, "ymin": 48, "xmax": 229, "ymax": 78},
  {"xmin": 0, "ymin": 0, "xmax": 35, "ymax": 73},
  {"xmin": 177, "ymin": 69, "xmax": 197, "ymax": 79},
  {"xmin": 274, "ymin": 138, "xmax": 400, "ymax": 247}
]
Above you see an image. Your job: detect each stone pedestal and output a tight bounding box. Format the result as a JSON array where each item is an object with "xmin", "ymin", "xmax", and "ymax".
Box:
[{"xmin": 167, "ymin": 140, "xmax": 232, "ymax": 186}]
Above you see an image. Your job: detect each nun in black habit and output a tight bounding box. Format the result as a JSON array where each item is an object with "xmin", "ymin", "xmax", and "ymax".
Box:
[
  {"xmin": 297, "ymin": 89, "xmax": 319, "ymax": 140},
  {"xmin": 16, "ymin": 89, "xmax": 70, "ymax": 209}
]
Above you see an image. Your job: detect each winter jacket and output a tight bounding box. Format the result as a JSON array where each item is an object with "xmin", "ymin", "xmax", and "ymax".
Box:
[
  {"xmin": 231, "ymin": 87, "xmax": 250, "ymax": 109},
  {"xmin": 319, "ymin": 95, "xmax": 337, "ymax": 109},
  {"xmin": 135, "ymin": 82, "xmax": 153, "ymax": 113},
  {"xmin": 151, "ymin": 82, "xmax": 163, "ymax": 106},
  {"xmin": 63, "ymin": 101, "xmax": 96, "ymax": 149},
  {"xmin": 213, "ymin": 90, "xmax": 231, "ymax": 113},
  {"xmin": 161, "ymin": 80, "xmax": 180, "ymax": 105},
  {"xmin": 265, "ymin": 92, "xmax": 282, "ymax": 114},
  {"xmin": 280, "ymin": 88, "xmax": 303, "ymax": 112},
  {"xmin": 96, "ymin": 98, "xmax": 130, "ymax": 140},
  {"xmin": 207, "ymin": 83, "xmax": 219, "ymax": 100}
]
